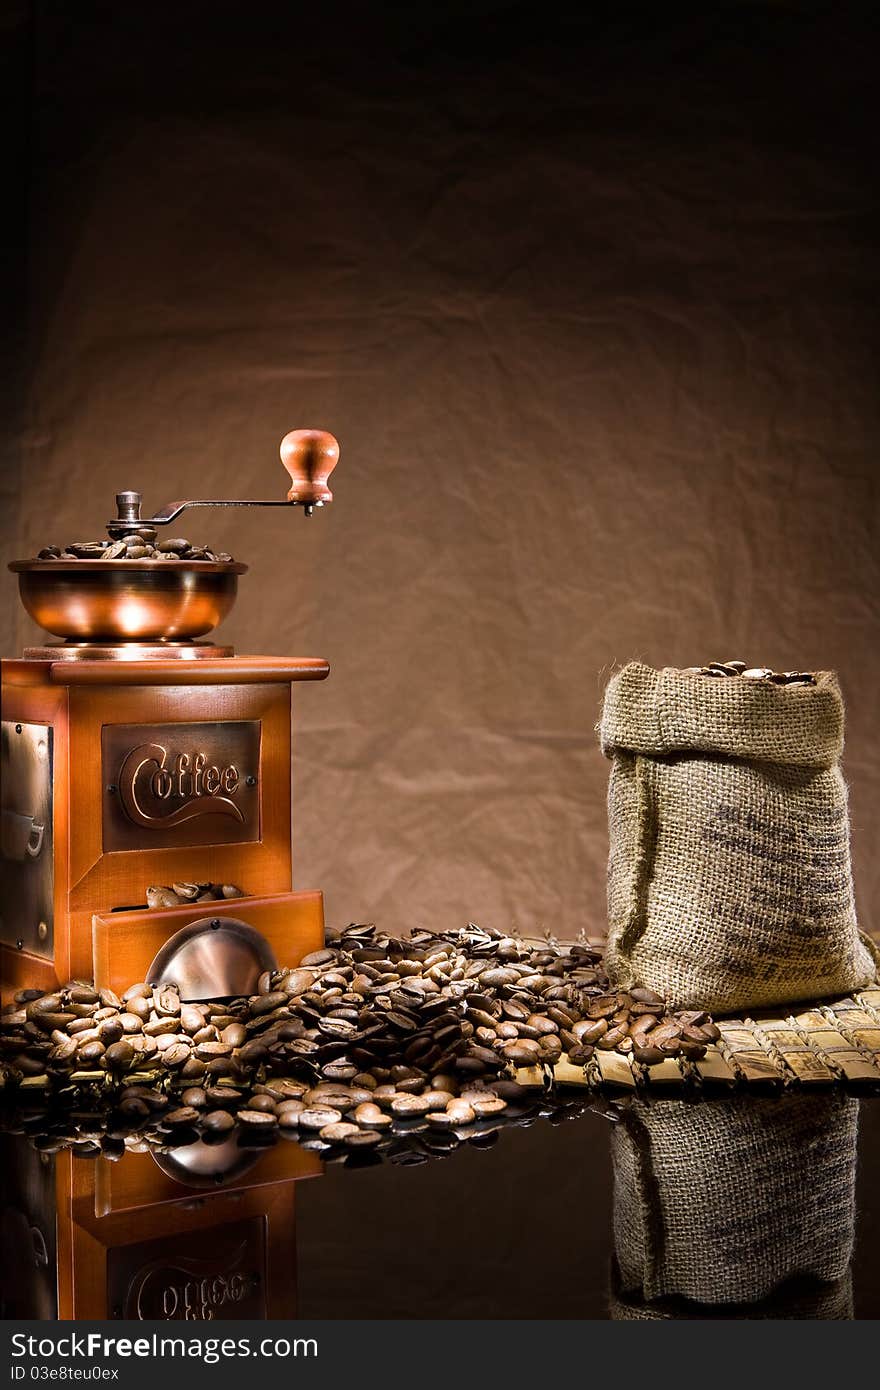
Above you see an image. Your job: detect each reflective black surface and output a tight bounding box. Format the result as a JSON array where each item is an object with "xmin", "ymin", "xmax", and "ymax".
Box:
[
  {"xmin": 295, "ymin": 1093, "xmax": 880, "ymax": 1319},
  {"xmin": 3, "ymin": 1090, "xmax": 877, "ymax": 1320}
]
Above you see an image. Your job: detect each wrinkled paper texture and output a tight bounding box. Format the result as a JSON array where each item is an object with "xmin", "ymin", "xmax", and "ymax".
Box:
[{"xmin": 4, "ymin": 4, "xmax": 878, "ymax": 939}]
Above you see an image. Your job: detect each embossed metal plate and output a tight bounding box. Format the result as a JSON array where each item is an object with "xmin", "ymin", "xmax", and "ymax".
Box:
[
  {"xmin": 102, "ymin": 720, "xmax": 260, "ymax": 851},
  {"xmin": 108, "ymin": 1217, "xmax": 267, "ymax": 1321},
  {"xmin": 0, "ymin": 721, "xmax": 54, "ymax": 959}
]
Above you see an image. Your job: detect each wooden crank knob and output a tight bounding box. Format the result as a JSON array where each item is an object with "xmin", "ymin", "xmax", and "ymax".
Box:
[{"xmin": 280, "ymin": 428, "xmax": 340, "ymax": 506}]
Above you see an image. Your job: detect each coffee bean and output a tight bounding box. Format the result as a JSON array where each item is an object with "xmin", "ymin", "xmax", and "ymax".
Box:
[
  {"xmin": 498, "ymin": 1041, "xmax": 537, "ymax": 1064},
  {"xmin": 391, "ymin": 1094, "xmax": 433, "ymax": 1118},
  {"xmin": 242, "ymin": 1094, "xmax": 277, "ymax": 1114},
  {"xmin": 26, "ymin": 994, "xmax": 63, "ymax": 1020},
  {"xmin": 320, "ymin": 1121, "xmax": 360, "ymax": 1143},
  {"xmin": 238, "ymin": 1109, "xmax": 277, "ymax": 1128},
  {"xmin": 171, "ymin": 882, "xmax": 200, "ymax": 901},
  {"xmin": 631, "ymin": 987, "xmax": 665, "ymax": 1006},
  {"xmin": 68, "ymin": 986, "xmax": 99, "ymax": 1005},
  {"xmin": 586, "ymin": 996, "xmax": 620, "ymax": 1020},
  {"xmin": 143, "ymin": 1018, "xmax": 178, "ymax": 1037},
  {"xmin": 202, "ymin": 1109, "xmax": 236, "ymax": 1134},
  {"xmin": 470, "ymin": 1096, "xmax": 506, "ymax": 1117},
  {"xmin": 50, "ymin": 1039, "xmax": 79, "ymax": 1065},
  {"xmin": 481, "ymin": 968, "xmax": 519, "ymax": 988},
  {"xmin": 102, "ymin": 1040, "xmax": 135, "ymax": 1071},
  {"xmin": 146, "ymin": 887, "xmax": 182, "ymax": 910},
  {"xmin": 195, "ymin": 1041, "xmax": 232, "ymax": 1061},
  {"xmin": 121, "ymin": 984, "xmax": 150, "ymax": 1006},
  {"xmin": 177, "ymin": 1005, "xmax": 203, "ymax": 1034},
  {"xmin": 66, "ymin": 543, "xmax": 106, "ymax": 558},
  {"xmin": 304, "ymin": 1086, "xmax": 355, "ymax": 1110},
  {"xmin": 34, "ymin": 1012, "xmax": 76, "ymax": 1033},
  {"xmin": 117, "ymin": 1096, "xmax": 151, "ymax": 1122},
  {"xmin": 353, "ymin": 1102, "xmax": 391, "ymax": 1130},
  {"xmin": 162, "ymin": 1043, "xmax": 192, "ymax": 1069},
  {"xmin": 277, "ymin": 1102, "xmax": 305, "ymax": 1127},
  {"xmin": 318, "ymin": 1018, "xmax": 356, "ymax": 1038},
  {"xmin": 204, "ymin": 1086, "xmax": 240, "ymax": 1107},
  {"xmin": 298, "ymin": 1107, "xmax": 343, "ymax": 1131},
  {"xmin": 161, "ymin": 1106, "xmax": 201, "ymax": 1127},
  {"xmin": 442, "ymin": 1099, "xmax": 475, "ymax": 1125},
  {"xmin": 251, "ymin": 992, "xmax": 288, "ymax": 1016},
  {"xmin": 221, "ymin": 1023, "xmax": 247, "ymax": 1048},
  {"xmin": 98, "ymin": 1017, "xmax": 125, "ymax": 1044},
  {"xmin": 572, "ymin": 1018, "xmax": 606, "ymax": 1043},
  {"xmin": 153, "ymin": 986, "xmax": 181, "ymax": 1018}
]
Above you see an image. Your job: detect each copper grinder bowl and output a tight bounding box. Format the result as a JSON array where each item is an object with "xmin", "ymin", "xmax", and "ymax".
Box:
[{"xmin": 9, "ymin": 559, "xmax": 249, "ymax": 641}]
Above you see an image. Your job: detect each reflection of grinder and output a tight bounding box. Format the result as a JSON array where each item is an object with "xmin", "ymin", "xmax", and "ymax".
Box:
[
  {"xmin": 1, "ymin": 1130, "xmax": 320, "ymax": 1320},
  {"xmin": 1, "ymin": 428, "xmax": 339, "ymax": 999},
  {"xmin": 609, "ymin": 1094, "xmax": 859, "ymax": 1319}
]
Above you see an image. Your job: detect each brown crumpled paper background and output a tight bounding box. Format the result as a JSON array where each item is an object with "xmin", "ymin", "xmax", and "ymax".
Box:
[{"xmin": 3, "ymin": 3, "xmax": 878, "ymax": 940}]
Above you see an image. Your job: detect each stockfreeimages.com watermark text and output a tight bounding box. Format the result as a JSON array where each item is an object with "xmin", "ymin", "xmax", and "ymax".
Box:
[{"xmin": 10, "ymin": 1333, "xmax": 317, "ymax": 1369}]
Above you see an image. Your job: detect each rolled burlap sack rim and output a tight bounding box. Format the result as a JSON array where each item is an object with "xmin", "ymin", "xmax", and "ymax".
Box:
[{"xmin": 599, "ymin": 662, "xmax": 845, "ymax": 768}]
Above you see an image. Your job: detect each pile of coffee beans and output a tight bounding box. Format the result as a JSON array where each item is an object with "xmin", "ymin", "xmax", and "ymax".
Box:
[
  {"xmin": 36, "ymin": 535, "xmax": 234, "ymax": 563},
  {"xmin": 0, "ymin": 925, "xmax": 718, "ymax": 1114},
  {"xmin": 685, "ymin": 660, "xmax": 816, "ymax": 686},
  {"xmin": 146, "ymin": 882, "xmax": 245, "ymax": 910}
]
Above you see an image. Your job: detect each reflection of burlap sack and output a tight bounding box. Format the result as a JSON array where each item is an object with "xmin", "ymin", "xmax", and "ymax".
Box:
[
  {"xmin": 599, "ymin": 663, "xmax": 877, "ymax": 1013},
  {"xmin": 609, "ymin": 1277, "xmax": 853, "ymax": 1320},
  {"xmin": 611, "ymin": 1095, "xmax": 858, "ymax": 1315}
]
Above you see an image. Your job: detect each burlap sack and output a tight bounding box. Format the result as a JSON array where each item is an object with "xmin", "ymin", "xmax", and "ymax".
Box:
[
  {"xmin": 611, "ymin": 1094, "xmax": 858, "ymax": 1316},
  {"xmin": 599, "ymin": 662, "xmax": 877, "ymax": 1013}
]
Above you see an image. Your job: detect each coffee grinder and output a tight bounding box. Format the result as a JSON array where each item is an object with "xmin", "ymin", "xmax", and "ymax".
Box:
[{"xmin": 1, "ymin": 427, "xmax": 339, "ymax": 1319}]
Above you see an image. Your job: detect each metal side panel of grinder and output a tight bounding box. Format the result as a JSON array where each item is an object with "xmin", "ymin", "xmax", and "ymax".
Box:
[
  {"xmin": 0, "ymin": 1135, "xmax": 58, "ymax": 1320},
  {"xmin": 0, "ymin": 721, "xmax": 54, "ymax": 960}
]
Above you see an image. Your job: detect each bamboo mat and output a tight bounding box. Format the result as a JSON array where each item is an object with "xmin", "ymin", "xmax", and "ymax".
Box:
[{"xmin": 516, "ymin": 988, "xmax": 880, "ymax": 1093}]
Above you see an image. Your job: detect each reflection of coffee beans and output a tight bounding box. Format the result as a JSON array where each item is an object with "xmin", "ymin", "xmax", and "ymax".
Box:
[{"xmin": 202, "ymin": 1109, "xmax": 236, "ymax": 1135}]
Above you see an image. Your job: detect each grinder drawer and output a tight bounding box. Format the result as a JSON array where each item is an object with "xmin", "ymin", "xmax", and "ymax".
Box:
[{"xmin": 92, "ymin": 890, "xmax": 324, "ymax": 999}]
